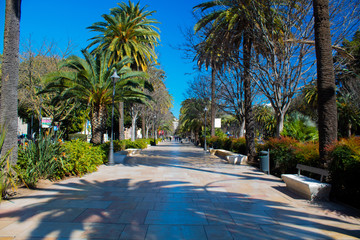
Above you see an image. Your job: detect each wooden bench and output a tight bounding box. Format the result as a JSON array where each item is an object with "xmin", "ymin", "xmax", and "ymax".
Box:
[
  {"xmin": 209, "ymin": 149, "xmax": 247, "ymax": 165},
  {"xmin": 281, "ymin": 164, "xmax": 331, "ymax": 201}
]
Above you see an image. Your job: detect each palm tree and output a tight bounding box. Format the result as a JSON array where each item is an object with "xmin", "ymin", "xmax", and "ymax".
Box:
[
  {"xmin": 194, "ymin": 0, "xmax": 270, "ymax": 162},
  {"xmin": 179, "ymin": 98, "xmax": 208, "ymax": 144},
  {"xmin": 192, "ymin": 35, "xmax": 223, "ymax": 138},
  {"xmin": 87, "ymin": 1, "xmax": 159, "ymax": 70},
  {"xmin": 43, "ymin": 50, "xmax": 149, "ymax": 144},
  {"xmin": 87, "ymin": 1, "xmax": 160, "ymax": 140},
  {"xmin": 313, "ymin": 0, "xmax": 338, "ymax": 165},
  {"xmin": 0, "ymin": 0, "xmax": 21, "ymax": 164},
  {"xmin": 337, "ymin": 94, "xmax": 360, "ymax": 138}
]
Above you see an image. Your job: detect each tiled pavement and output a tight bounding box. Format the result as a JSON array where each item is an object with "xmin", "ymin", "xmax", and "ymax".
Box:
[{"xmin": 1, "ymin": 141, "xmax": 360, "ymax": 240}]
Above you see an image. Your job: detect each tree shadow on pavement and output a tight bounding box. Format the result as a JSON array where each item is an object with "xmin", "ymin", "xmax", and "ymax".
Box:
[{"xmin": 0, "ymin": 176, "xmax": 359, "ymax": 239}]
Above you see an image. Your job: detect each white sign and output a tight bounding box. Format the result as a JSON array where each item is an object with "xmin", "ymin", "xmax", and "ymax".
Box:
[
  {"xmin": 215, "ymin": 118, "xmax": 221, "ymax": 128},
  {"xmin": 42, "ymin": 117, "xmax": 52, "ymax": 128}
]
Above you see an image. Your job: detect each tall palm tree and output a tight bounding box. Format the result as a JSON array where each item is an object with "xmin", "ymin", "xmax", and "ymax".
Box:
[
  {"xmin": 87, "ymin": 1, "xmax": 159, "ymax": 70},
  {"xmin": 193, "ymin": 39, "xmax": 222, "ymax": 137},
  {"xmin": 87, "ymin": 1, "xmax": 160, "ymax": 140},
  {"xmin": 179, "ymin": 98, "xmax": 208, "ymax": 143},
  {"xmin": 0, "ymin": 0, "xmax": 21, "ymax": 164},
  {"xmin": 194, "ymin": 0, "xmax": 270, "ymax": 162},
  {"xmin": 313, "ymin": 0, "xmax": 337, "ymax": 165},
  {"xmin": 43, "ymin": 50, "xmax": 150, "ymax": 144}
]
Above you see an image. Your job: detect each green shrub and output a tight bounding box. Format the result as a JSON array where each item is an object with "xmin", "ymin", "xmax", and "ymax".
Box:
[
  {"xmin": 133, "ymin": 139, "xmax": 149, "ymax": 149},
  {"xmin": 149, "ymin": 138, "xmax": 161, "ymax": 145},
  {"xmin": 282, "ymin": 114, "xmax": 318, "ymax": 142},
  {"xmin": 232, "ymin": 137, "xmax": 247, "ymax": 155},
  {"xmin": 211, "ymin": 136, "xmax": 227, "ymax": 149},
  {"xmin": 61, "ymin": 139, "xmax": 104, "ymax": 176},
  {"xmin": 17, "ymin": 130, "xmax": 63, "ymax": 188},
  {"xmin": 223, "ymin": 138, "xmax": 233, "ymax": 151},
  {"xmin": 100, "ymin": 138, "xmax": 151, "ymax": 161},
  {"xmin": 328, "ymin": 137, "xmax": 360, "ymax": 208},
  {"xmin": 215, "ymin": 129, "xmax": 227, "ymax": 138},
  {"xmin": 203, "ymin": 136, "xmax": 246, "ymax": 153},
  {"xmin": 293, "ymin": 142, "xmax": 320, "ymax": 167},
  {"xmin": 260, "ymin": 137, "xmax": 299, "ymax": 176},
  {"xmin": 68, "ymin": 133, "xmax": 87, "ymax": 141},
  {"xmin": 100, "ymin": 140, "xmax": 126, "ymax": 156},
  {"xmin": 124, "ymin": 140, "xmax": 139, "ymax": 149},
  {"xmin": 207, "ymin": 136, "xmax": 218, "ymax": 149}
]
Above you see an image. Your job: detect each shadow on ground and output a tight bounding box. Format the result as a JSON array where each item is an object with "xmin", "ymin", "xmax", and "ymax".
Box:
[
  {"xmin": 1, "ymin": 177, "xmax": 360, "ymax": 239},
  {"xmin": 1, "ymin": 141, "xmax": 359, "ymax": 239}
]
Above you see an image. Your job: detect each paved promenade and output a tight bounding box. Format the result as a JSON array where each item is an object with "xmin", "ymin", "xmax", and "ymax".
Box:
[{"xmin": 0, "ymin": 141, "xmax": 359, "ymax": 239}]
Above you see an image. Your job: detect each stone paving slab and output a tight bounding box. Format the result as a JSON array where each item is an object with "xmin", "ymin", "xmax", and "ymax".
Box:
[{"xmin": 0, "ymin": 141, "xmax": 360, "ymax": 239}]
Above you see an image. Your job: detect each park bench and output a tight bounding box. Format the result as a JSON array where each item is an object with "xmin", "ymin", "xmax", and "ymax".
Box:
[
  {"xmin": 114, "ymin": 148, "xmax": 142, "ymax": 164},
  {"xmin": 281, "ymin": 164, "xmax": 331, "ymax": 201},
  {"xmin": 123, "ymin": 148, "xmax": 142, "ymax": 156},
  {"xmin": 210, "ymin": 149, "xmax": 247, "ymax": 165}
]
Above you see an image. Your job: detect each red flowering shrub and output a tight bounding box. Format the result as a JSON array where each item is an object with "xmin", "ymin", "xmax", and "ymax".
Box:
[
  {"xmin": 232, "ymin": 137, "xmax": 247, "ymax": 155},
  {"xmin": 328, "ymin": 137, "xmax": 360, "ymax": 208}
]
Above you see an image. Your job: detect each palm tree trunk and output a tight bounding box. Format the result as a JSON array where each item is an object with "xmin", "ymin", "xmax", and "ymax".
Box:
[
  {"xmin": 119, "ymin": 102, "xmax": 124, "ymax": 140},
  {"xmin": 141, "ymin": 114, "xmax": 146, "ymax": 139},
  {"xmin": 90, "ymin": 105, "xmax": 107, "ymax": 145},
  {"xmin": 243, "ymin": 34, "xmax": 256, "ymax": 163},
  {"xmin": 0, "ymin": 0, "xmax": 21, "ymax": 165},
  {"xmin": 195, "ymin": 127, "xmax": 199, "ymax": 143},
  {"xmin": 210, "ymin": 67, "xmax": 216, "ymax": 137},
  {"xmin": 313, "ymin": 0, "xmax": 337, "ymax": 165}
]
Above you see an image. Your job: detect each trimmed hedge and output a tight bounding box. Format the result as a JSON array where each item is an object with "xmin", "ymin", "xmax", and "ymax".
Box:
[
  {"xmin": 60, "ymin": 139, "xmax": 105, "ymax": 177},
  {"xmin": 100, "ymin": 138, "xmax": 154, "ymax": 163},
  {"xmin": 258, "ymin": 136, "xmax": 360, "ymax": 208},
  {"xmin": 205, "ymin": 136, "xmax": 247, "ymax": 155},
  {"xmin": 328, "ymin": 137, "xmax": 360, "ymax": 208},
  {"xmin": 68, "ymin": 133, "xmax": 87, "ymax": 141},
  {"xmin": 258, "ymin": 137, "xmax": 320, "ymax": 177}
]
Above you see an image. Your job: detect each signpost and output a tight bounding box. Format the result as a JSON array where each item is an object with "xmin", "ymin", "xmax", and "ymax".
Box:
[
  {"xmin": 41, "ymin": 118, "xmax": 52, "ymax": 128},
  {"xmin": 215, "ymin": 118, "xmax": 221, "ymax": 128}
]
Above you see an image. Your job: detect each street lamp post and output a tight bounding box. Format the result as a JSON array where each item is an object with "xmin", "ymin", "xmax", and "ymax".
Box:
[
  {"xmin": 204, "ymin": 107, "xmax": 208, "ymax": 152},
  {"xmin": 153, "ymin": 115, "xmax": 157, "ymax": 146},
  {"xmin": 108, "ymin": 70, "xmax": 120, "ymax": 165},
  {"xmin": 39, "ymin": 96, "xmax": 42, "ymax": 137},
  {"xmin": 35, "ymin": 86, "xmax": 42, "ymax": 138}
]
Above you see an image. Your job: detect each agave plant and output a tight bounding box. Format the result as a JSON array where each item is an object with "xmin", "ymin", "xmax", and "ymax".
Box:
[{"xmin": 17, "ymin": 129, "xmax": 63, "ymax": 188}]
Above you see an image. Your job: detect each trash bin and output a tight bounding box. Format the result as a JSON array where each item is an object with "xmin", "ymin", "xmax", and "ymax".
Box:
[{"xmin": 259, "ymin": 150, "xmax": 270, "ymax": 174}]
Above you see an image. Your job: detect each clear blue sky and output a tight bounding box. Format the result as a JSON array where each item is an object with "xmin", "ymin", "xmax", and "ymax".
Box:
[{"xmin": 0, "ymin": 0, "xmax": 204, "ymax": 118}]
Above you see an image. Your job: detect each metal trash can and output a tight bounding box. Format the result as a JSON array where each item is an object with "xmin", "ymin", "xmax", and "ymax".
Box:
[{"xmin": 259, "ymin": 150, "xmax": 270, "ymax": 174}]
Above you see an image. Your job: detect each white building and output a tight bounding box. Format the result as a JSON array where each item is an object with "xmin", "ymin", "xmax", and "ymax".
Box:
[
  {"xmin": 173, "ymin": 118, "xmax": 179, "ymax": 132},
  {"xmin": 18, "ymin": 117, "xmax": 28, "ymax": 136}
]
